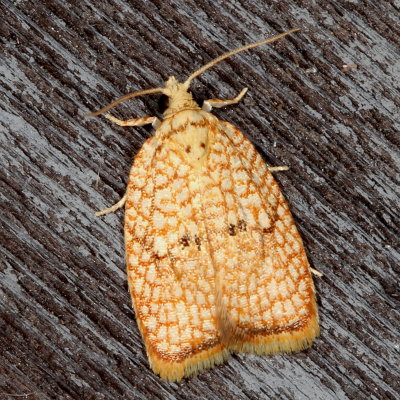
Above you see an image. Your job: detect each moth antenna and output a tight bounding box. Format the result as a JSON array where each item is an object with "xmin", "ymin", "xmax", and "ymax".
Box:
[
  {"xmin": 85, "ymin": 87, "xmax": 164, "ymax": 117},
  {"xmin": 184, "ymin": 28, "xmax": 300, "ymax": 86}
]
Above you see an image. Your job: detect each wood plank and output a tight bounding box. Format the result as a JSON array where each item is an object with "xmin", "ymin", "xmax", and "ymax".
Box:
[{"xmin": 1, "ymin": 1, "xmax": 399, "ymax": 399}]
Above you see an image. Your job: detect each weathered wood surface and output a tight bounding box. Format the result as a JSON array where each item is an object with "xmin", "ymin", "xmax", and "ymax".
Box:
[{"xmin": 1, "ymin": 0, "xmax": 399, "ymax": 399}]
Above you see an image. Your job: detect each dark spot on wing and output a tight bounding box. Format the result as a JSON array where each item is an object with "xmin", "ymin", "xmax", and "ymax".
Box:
[
  {"xmin": 179, "ymin": 234, "xmax": 190, "ymax": 247},
  {"xmin": 262, "ymin": 226, "xmax": 273, "ymax": 234},
  {"xmin": 185, "ymin": 145, "xmax": 191, "ymax": 153},
  {"xmin": 238, "ymin": 219, "xmax": 247, "ymax": 231},
  {"xmin": 194, "ymin": 235, "xmax": 201, "ymax": 250},
  {"xmin": 228, "ymin": 224, "xmax": 236, "ymax": 236}
]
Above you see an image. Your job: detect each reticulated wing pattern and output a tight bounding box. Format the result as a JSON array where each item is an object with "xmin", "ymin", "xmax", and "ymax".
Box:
[
  {"xmin": 123, "ymin": 110, "xmax": 318, "ymax": 380},
  {"xmin": 124, "ymin": 116, "xmax": 227, "ymax": 381},
  {"xmin": 200, "ymin": 120, "xmax": 319, "ymax": 352}
]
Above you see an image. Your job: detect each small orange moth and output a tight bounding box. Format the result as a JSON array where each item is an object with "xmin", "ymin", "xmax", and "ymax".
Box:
[{"xmin": 86, "ymin": 28, "xmax": 319, "ymax": 381}]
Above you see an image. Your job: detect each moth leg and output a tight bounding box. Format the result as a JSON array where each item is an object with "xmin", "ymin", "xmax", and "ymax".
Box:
[
  {"xmin": 268, "ymin": 166, "xmax": 289, "ymax": 172},
  {"xmin": 311, "ymin": 267, "xmax": 323, "ymax": 277},
  {"xmin": 95, "ymin": 192, "xmax": 127, "ymax": 217},
  {"xmin": 105, "ymin": 114, "xmax": 161, "ymax": 128},
  {"xmin": 202, "ymin": 88, "xmax": 248, "ymax": 112}
]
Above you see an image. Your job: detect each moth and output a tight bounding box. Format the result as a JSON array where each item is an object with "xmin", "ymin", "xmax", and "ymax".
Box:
[{"xmin": 86, "ymin": 28, "xmax": 320, "ymax": 381}]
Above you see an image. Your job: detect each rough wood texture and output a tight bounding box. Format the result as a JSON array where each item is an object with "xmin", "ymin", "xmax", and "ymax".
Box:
[{"xmin": 1, "ymin": 1, "xmax": 399, "ymax": 399}]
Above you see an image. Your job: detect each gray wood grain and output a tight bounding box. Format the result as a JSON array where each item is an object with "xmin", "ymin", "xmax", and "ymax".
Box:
[{"xmin": 1, "ymin": 0, "xmax": 399, "ymax": 399}]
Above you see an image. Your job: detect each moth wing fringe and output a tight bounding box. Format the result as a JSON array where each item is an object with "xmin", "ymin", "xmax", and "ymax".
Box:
[
  {"xmin": 148, "ymin": 312, "xmax": 319, "ymax": 381},
  {"xmin": 229, "ymin": 313, "xmax": 320, "ymax": 355},
  {"xmin": 148, "ymin": 346, "xmax": 230, "ymax": 382}
]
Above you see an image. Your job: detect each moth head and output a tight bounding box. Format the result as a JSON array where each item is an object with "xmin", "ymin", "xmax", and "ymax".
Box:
[
  {"xmin": 163, "ymin": 76, "xmax": 190, "ymax": 97},
  {"xmin": 164, "ymin": 76, "xmax": 187, "ymax": 91},
  {"xmin": 162, "ymin": 76, "xmax": 197, "ymax": 115}
]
